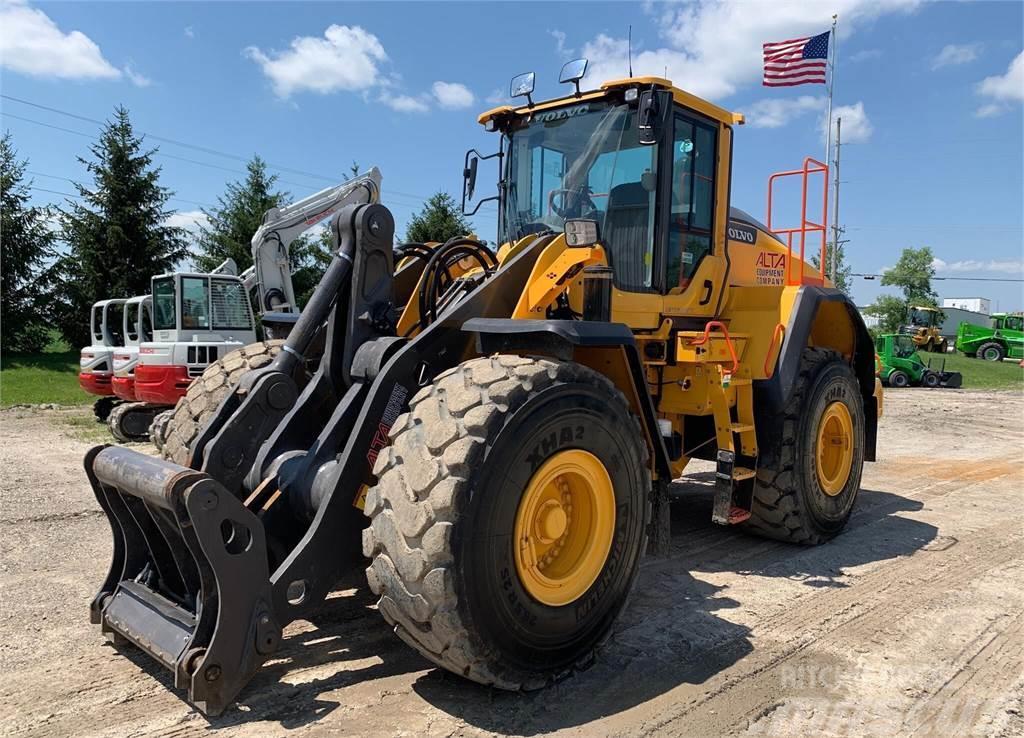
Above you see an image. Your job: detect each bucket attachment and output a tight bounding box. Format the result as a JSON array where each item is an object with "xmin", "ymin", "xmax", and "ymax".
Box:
[
  {"xmin": 86, "ymin": 445, "xmax": 280, "ymax": 716},
  {"xmin": 939, "ymin": 371, "xmax": 963, "ymax": 389}
]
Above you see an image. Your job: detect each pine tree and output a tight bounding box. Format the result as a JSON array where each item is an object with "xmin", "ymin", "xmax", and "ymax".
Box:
[
  {"xmin": 1, "ymin": 132, "xmax": 57, "ymax": 353},
  {"xmin": 194, "ymin": 156, "xmax": 286, "ymax": 273},
  {"xmin": 404, "ymin": 192, "xmax": 473, "ymax": 244},
  {"xmin": 55, "ymin": 107, "xmax": 187, "ymax": 347}
]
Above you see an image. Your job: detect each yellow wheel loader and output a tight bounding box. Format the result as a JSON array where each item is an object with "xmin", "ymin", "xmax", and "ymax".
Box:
[{"xmin": 85, "ymin": 64, "xmax": 882, "ymax": 715}]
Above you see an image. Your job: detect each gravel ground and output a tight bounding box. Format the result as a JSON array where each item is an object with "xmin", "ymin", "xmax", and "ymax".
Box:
[{"xmin": 1, "ymin": 389, "xmax": 1022, "ymax": 737}]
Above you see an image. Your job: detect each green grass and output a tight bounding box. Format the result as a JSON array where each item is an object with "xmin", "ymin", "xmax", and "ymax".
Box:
[
  {"xmin": 928, "ymin": 351, "xmax": 1024, "ymax": 390},
  {"xmin": 0, "ymin": 351, "xmax": 91, "ymax": 406}
]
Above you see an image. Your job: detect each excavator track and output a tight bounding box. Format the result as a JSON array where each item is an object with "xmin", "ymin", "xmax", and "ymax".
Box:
[{"xmin": 108, "ymin": 402, "xmax": 163, "ymax": 443}]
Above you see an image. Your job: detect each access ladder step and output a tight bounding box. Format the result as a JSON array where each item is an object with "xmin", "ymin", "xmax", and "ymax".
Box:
[
  {"xmin": 732, "ymin": 466, "xmax": 756, "ymax": 481},
  {"xmin": 727, "ymin": 506, "xmax": 752, "ymax": 524},
  {"xmin": 728, "ymin": 378, "xmax": 752, "ymax": 386},
  {"xmin": 712, "ymin": 451, "xmax": 755, "ymax": 526},
  {"xmin": 730, "ymin": 423, "xmax": 754, "ymax": 434}
]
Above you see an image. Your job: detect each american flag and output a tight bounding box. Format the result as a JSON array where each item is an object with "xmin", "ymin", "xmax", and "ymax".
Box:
[{"xmin": 763, "ymin": 31, "xmax": 830, "ymax": 87}]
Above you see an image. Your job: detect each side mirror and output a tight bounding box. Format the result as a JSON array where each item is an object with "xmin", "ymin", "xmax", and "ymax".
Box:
[
  {"xmin": 559, "ymin": 58, "xmax": 588, "ymax": 97},
  {"xmin": 510, "ymin": 71, "xmax": 536, "ymax": 106},
  {"xmin": 637, "ymin": 89, "xmax": 659, "ymax": 146},
  {"xmin": 463, "ymin": 156, "xmax": 479, "ymax": 202}
]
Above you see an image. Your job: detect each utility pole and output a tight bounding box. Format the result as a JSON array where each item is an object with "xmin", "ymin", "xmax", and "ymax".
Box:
[{"xmin": 830, "ymin": 116, "xmax": 842, "ymax": 284}]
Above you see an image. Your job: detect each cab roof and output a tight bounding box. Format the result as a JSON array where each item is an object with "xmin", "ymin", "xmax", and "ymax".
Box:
[{"xmin": 477, "ymin": 76, "xmax": 744, "ymax": 128}]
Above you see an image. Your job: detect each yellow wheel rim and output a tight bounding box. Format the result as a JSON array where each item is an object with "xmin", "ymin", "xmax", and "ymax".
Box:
[
  {"xmin": 816, "ymin": 401, "xmax": 854, "ymax": 496},
  {"xmin": 514, "ymin": 449, "xmax": 616, "ymax": 607}
]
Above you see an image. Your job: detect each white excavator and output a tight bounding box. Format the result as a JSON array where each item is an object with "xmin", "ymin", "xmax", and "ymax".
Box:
[
  {"xmin": 78, "ymin": 298, "xmax": 128, "ymax": 421},
  {"xmin": 108, "ymin": 169, "xmax": 383, "ymax": 442}
]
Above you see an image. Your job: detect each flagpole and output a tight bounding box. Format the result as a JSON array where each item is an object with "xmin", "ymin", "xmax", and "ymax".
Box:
[
  {"xmin": 824, "ymin": 13, "xmax": 838, "ymax": 277},
  {"xmin": 824, "ymin": 14, "xmax": 837, "ymax": 168}
]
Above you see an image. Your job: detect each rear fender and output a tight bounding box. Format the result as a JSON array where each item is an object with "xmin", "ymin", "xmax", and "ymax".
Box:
[{"xmin": 758, "ymin": 286, "xmax": 878, "ymax": 461}]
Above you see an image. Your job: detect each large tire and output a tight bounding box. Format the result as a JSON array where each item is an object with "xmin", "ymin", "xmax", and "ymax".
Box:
[
  {"xmin": 977, "ymin": 341, "xmax": 1005, "ymax": 362},
  {"xmin": 149, "ymin": 409, "xmax": 173, "ymax": 452},
  {"xmin": 362, "ymin": 355, "xmax": 651, "ymax": 689},
  {"xmin": 744, "ymin": 348, "xmax": 865, "ymax": 545},
  {"xmin": 160, "ymin": 340, "xmax": 284, "ymax": 465}
]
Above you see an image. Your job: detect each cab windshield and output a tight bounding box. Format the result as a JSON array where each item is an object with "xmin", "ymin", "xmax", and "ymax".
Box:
[
  {"xmin": 894, "ymin": 335, "xmax": 917, "ymax": 358},
  {"xmin": 501, "ymin": 101, "xmax": 658, "ymax": 291}
]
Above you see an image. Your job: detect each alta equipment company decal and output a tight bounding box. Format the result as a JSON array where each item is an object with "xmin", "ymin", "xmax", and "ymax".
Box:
[{"xmin": 755, "ymin": 251, "xmax": 786, "ymax": 285}]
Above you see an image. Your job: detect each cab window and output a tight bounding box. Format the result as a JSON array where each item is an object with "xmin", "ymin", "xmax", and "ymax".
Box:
[
  {"xmin": 153, "ymin": 278, "xmax": 176, "ymax": 330},
  {"xmin": 181, "ymin": 277, "xmax": 210, "ymax": 329},
  {"xmin": 211, "ymin": 279, "xmax": 251, "ymax": 331},
  {"xmin": 667, "ymin": 114, "xmax": 716, "ymax": 291}
]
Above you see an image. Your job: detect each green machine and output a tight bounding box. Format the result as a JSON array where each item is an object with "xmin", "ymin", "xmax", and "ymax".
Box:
[
  {"xmin": 956, "ymin": 312, "xmax": 1024, "ymax": 361},
  {"xmin": 875, "ymin": 333, "xmax": 963, "ymax": 388}
]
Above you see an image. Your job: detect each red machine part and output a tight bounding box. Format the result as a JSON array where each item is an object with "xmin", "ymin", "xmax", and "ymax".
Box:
[
  {"xmin": 112, "ymin": 375, "xmax": 137, "ymax": 401},
  {"xmin": 78, "ymin": 371, "xmax": 114, "ymax": 396},
  {"xmin": 134, "ymin": 364, "xmax": 191, "ymax": 405}
]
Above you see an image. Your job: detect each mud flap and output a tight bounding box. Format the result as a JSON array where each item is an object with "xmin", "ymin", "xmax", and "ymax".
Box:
[{"xmin": 86, "ymin": 445, "xmax": 280, "ymax": 716}]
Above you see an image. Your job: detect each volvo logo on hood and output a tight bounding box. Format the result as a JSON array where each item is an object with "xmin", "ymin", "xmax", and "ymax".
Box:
[
  {"xmin": 537, "ymin": 104, "xmax": 590, "ymax": 123},
  {"xmin": 727, "ymin": 221, "xmax": 758, "ymax": 244}
]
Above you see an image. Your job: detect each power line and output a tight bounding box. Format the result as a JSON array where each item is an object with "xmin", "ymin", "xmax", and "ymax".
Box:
[
  {"xmin": 2, "ymin": 94, "xmax": 449, "ymax": 207},
  {"xmin": 852, "ymin": 273, "xmax": 1023, "ymax": 283},
  {"xmin": 27, "ymin": 171, "xmax": 216, "ymax": 209},
  {"xmin": 2, "ymin": 94, "xmax": 343, "ymax": 183},
  {"xmin": 8, "ymin": 112, "xmax": 499, "ymax": 221}
]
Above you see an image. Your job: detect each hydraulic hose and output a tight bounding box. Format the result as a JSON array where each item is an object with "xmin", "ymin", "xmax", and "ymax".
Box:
[
  {"xmin": 417, "ymin": 238, "xmax": 496, "ymax": 327},
  {"xmin": 271, "ymin": 207, "xmax": 358, "ymax": 374}
]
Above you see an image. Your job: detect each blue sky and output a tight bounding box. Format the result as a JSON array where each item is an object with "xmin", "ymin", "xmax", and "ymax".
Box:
[{"xmin": 2, "ymin": 0, "xmax": 1022, "ymax": 310}]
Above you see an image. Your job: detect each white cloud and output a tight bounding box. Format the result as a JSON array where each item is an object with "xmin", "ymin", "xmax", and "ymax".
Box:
[
  {"xmin": 849, "ymin": 48, "xmax": 882, "ymax": 63},
  {"xmin": 0, "ymin": 0, "xmax": 121, "ymax": 81},
  {"xmin": 975, "ymin": 103, "xmax": 1004, "ymax": 119},
  {"xmin": 244, "ymin": 25, "xmax": 388, "ymax": 98},
  {"xmin": 184, "ymin": 26, "xmax": 194, "ymax": 39},
  {"xmin": 485, "ymin": 88, "xmax": 510, "ymax": 105},
  {"xmin": 821, "ymin": 101, "xmax": 873, "ymax": 142},
  {"xmin": 379, "ymin": 92, "xmax": 429, "ymax": 114},
  {"xmin": 580, "ymin": 0, "xmax": 919, "ymax": 101},
  {"xmin": 123, "ymin": 62, "xmax": 151, "ymax": 88},
  {"xmin": 974, "ymin": 50, "xmax": 1024, "ymax": 117},
  {"xmin": 744, "ymin": 95, "xmax": 824, "ymax": 128},
  {"xmin": 550, "ymin": 29, "xmax": 573, "ymax": 58},
  {"xmin": 165, "ymin": 210, "xmax": 209, "ymax": 234},
  {"xmin": 432, "ymin": 81, "xmax": 474, "ymax": 110},
  {"xmin": 931, "ymin": 43, "xmax": 981, "ymax": 70},
  {"xmin": 933, "ymin": 257, "xmax": 1024, "ymax": 274}
]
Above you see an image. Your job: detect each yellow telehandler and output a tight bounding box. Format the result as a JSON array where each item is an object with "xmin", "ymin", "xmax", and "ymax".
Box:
[{"xmin": 85, "ymin": 62, "xmax": 882, "ymax": 715}]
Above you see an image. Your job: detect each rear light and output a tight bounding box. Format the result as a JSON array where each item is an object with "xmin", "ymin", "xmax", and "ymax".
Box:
[
  {"xmin": 114, "ymin": 353, "xmax": 130, "ymax": 361},
  {"xmin": 140, "ymin": 347, "xmax": 156, "ymax": 354},
  {"xmin": 82, "ymin": 352, "xmax": 94, "ymax": 359}
]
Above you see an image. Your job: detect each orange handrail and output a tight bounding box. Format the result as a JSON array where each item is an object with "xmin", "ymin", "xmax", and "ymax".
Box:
[
  {"xmin": 688, "ymin": 320, "xmax": 739, "ymax": 375},
  {"xmin": 767, "ymin": 157, "xmax": 829, "ymax": 286},
  {"xmin": 764, "ymin": 323, "xmax": 786, "ymax": 378}
]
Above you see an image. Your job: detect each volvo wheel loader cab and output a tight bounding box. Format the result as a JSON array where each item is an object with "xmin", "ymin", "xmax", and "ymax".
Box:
[
  {"xmin": 79, "ymin": 298, "xmax": 128, "ymax": 421},
  {"xmin": 84, "ymin": 68, "xmax": 880, "ymax": 715}
]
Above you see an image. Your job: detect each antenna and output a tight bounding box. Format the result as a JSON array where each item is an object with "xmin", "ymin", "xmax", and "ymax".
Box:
[{"xmin": 628, "ymin": 25, "xmax": 633, "ymax": 77}]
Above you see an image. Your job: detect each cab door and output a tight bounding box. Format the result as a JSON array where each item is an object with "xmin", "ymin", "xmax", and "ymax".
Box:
[{"xmin": 660, "ymin": 107, "xmax": 731, "ymax": 319}]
